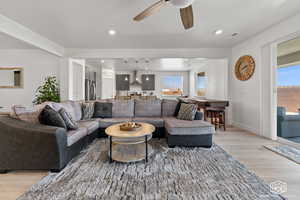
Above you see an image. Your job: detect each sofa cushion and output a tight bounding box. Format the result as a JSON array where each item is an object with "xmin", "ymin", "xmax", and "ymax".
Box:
[
  {"xmin": 93, "ymin": 102, "xmax": 112, "ymax": 118},
  {"xmin": 67, "ymin": 127, "xmax": 88, "ymax": 146},
  {"xmin": 39, "ymin": 105, "xmax": 67, "ymax": 129},
  {"xmin": 177, "ymin": 103, "xmax": 197, "ymax": 121},
  {"xmin": 164, "ymin": 117, "xmax": 215, "ymax": 136},
  {"xmin": 111, "ymin": 100, "xmax": 134, "ymax": 118},
  {"xmin": 58, "ymin": 108, "xmax": 79, "ymax": 130},
  {"xmin": 70, "ymin": 101, "xmax": 82, "ymax": 121},
  {"xmin": 81, "ymin": 102, "xmax": 95, "ymax": 120},
  {"xmin": 10, "ymin": 102, "xmax": 52, "ymax": 124},
  {"xmin": 162, "ymin": 99, "xmax": 179, "ymax": 117},
  {"xmin": 97, "ymin": 118, "xmax": 132, "ymax": 128},
  {"xmin": 51, "ymin": 101, "xmax": 78, "ymax": 122},
  {"xmin": 135, "ymin": 99, "xmax": 162, "ymax": 117},
  {"xmin": 133, "ymin": 117, "xmax": 164, "ymax": 128},
  {"xmin": 78, "ymin": 120, "xmax": 99, "ymax": 134}
]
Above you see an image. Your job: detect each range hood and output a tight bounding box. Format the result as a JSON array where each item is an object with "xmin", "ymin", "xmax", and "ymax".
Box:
[{"xmin": 130, "ymin": 70, "xmax": 141, "ymax": 86}]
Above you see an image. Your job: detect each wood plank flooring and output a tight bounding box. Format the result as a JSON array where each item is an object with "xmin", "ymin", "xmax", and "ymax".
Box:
[{"xmin": 0, "ymin": 127, "xmax": 299, "ymax": 200}]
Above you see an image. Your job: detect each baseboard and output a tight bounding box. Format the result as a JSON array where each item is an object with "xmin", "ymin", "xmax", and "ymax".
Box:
[{"xmin": 231, "ymin": 121, "xmax": 259, "ymax": 135}]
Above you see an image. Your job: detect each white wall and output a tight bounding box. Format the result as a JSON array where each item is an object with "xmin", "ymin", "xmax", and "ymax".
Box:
[
  {"xmin": 229, "ymin": 12, "xmax": 300, "ymax": 138},
  {"xmin": 101, "ymin": 61, "xmax": 115, "ymax": 99},
  {"xmin": 116, "ymin": 70, "xmax": 190, "ymax": 98},
  {"xmin": 0, "ymin": 49, "xmax": 60, "ymax": 111},
  {"xmin": 70, "ymin": 59, "xmax": 85, "ymax": 101},
  {"xmin": 189, "ymin": 59, "xmax": 228, "ymax": 100}
]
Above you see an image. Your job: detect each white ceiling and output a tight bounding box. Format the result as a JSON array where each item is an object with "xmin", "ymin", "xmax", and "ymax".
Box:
[
  {"xmin": 1, "ymin": 0, "xmax": 300, "ymax": 48},
  {"xmin": 0, "ymin": 32, "xmax": 35, "ymax": 49},
  {"xmin": 86, "ymin": 58, "xmax": 207, "ymax": 71}
]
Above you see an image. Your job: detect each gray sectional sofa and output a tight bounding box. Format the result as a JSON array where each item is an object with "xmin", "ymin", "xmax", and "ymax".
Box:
[{"xmin": 0, "ymin": 99, "xmax": 215, "ymax": 173}]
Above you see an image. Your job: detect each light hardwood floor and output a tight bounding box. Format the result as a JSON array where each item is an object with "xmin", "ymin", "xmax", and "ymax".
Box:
[{"xmin": 1, "ymin": 127, "xmax": 299, "ymax": 200}]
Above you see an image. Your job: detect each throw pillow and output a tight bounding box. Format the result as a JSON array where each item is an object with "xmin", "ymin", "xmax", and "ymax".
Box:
[
  {"xmin": 81, "ymin": 102, "xmax": 95, "ymax": 120},
  {"xmin": 93, "ymin": 102, "xmax": 112, "ymax": 118},
  {"xmin": 58, "ymin": 108, "xmax": 79, "ymax": 130},
  {"xmin": 177, "ymin": 103, "xmax": 198, "ymax": 121},
  {"xmin": 39, "ymin": 105, "xmax": 67, "ymax": 129},
  {"xmin": 174, "ymin": 99, "xmax": 183, "ymax": 116}
]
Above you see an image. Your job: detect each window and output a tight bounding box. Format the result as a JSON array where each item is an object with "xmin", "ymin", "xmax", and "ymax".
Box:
[
  {"xmin": 196, "ymin": 72, "xmax": 206, "ymax": 96},
  {"xmin": 277, "ymin": 64, "xmax": 300, "ymax": 113},
  {"xmin": 161, "ymin": 75, "xmax": 183, "ymax": 96}
]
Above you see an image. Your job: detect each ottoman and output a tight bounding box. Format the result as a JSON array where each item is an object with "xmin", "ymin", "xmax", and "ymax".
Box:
[{"xmin": 164, "ymin": 117, "xmax": 215, "ymax": 148}]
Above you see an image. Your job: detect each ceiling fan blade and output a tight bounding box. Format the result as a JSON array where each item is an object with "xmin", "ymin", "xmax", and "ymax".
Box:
[
  {"xmin": 180, "ymin": 5, "xmax": 194, "ymax": 30},
  {"xmin": 134, "ymin": 0, "xmax": 167, "ymax": 21}
]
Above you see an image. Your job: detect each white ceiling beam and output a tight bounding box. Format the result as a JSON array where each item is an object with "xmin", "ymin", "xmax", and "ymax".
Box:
[
  {"xmin": 66, "ymin": 48, "xmax": 231, "ymax": 59},
  {"xmin": 0, "ymin": 14, "xmax": 64, "ymax": 56}
]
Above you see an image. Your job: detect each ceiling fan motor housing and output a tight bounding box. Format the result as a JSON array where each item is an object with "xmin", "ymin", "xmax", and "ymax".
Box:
[{"xmin": 170, "ymin": 0, "xmax": 195, "ymax": 8}]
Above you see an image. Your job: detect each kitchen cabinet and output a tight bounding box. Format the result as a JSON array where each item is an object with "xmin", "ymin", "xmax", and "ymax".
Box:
[
  {"xmin": 116, "ymin": 74, "xmax": 130, "ymax": 91},
  {"xmin": 142, "ymin": 74, "xmax": 155, "ymax": 91}
]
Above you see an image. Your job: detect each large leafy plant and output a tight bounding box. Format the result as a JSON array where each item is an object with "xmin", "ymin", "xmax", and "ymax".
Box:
[{"xmin": 33, "ymin": 76, "xmax": 60, "ymax": 105}]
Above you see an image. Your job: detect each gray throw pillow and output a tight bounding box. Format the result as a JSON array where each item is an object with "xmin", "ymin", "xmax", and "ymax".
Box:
[
  {"xmin": 93, "ymin": 102, "xmax": 112, "ymax": 118},
  {"xmin": 39, "ymin": 105, "xmax": 67, "ymax": 129},
  {"xmin": 81, "ymin": 102, "xmax": 94, "ymax": 120},
  {"xmin": 177, "ymin": 103, "xmax": 198, "ymax": 121},
  {"xmin": 59, "ymin": 108, "xmax": 79, "ymax": 130}
]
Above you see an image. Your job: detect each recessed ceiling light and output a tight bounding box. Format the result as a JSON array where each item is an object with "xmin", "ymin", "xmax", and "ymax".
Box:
[
  {"xmin": 101, "ymin": 60, "xmax": 105, "ymax": 63},
  {"xmin": 108, "ymin": 30, "xmax": 116, "ymax": 36},
  {"xmin": 214, "ymin": 29, "xmax": 223, "ymax": 35}
]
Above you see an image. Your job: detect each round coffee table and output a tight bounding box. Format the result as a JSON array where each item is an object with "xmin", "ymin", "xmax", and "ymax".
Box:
[{"xmin": 105, "ymin": 122, "xmax": 155, "ymax": 163}]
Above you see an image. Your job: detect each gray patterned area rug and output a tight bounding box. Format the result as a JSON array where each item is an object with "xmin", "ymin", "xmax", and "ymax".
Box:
[
  {"xmin": 18, "ymin": 139, "xmax": 285, "ymax": 200},
  {"xmin": 264, "ymin": 145, "xmax": 300, "ymax": 164}
]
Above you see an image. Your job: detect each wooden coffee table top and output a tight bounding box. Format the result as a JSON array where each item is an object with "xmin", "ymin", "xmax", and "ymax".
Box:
[{"xmin": 105, "ymin": 123, "xmax": 155, "ymax": 138}]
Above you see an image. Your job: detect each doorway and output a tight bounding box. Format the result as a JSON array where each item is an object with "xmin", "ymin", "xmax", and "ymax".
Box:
[{"xmin": 276, "ymin": 36, "xmax": 300, "ymax": 143}]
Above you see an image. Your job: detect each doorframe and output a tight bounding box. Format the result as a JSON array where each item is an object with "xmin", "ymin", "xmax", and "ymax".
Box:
[{"xmin": 269, "ymin": 32, "xmax": 300, "ymax": 140}]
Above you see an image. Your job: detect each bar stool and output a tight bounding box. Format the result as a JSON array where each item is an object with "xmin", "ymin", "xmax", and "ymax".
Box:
[{"xmin": 206, "ymin": 107, "xmax": 226, "ymax": 131}]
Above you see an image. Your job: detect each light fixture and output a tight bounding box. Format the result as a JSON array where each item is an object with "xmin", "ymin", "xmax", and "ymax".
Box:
[
  {"xmin": 171, "ymin": 0, "xmax": 195, "ymax": 8},
  {"xmin": 214, "ymin": 29, "xmax": 223, "ymax": 35},
  {"xmin": 101, "ymin": 60, "xmax": 105, "ymax": 64},
  {"xmin": 125, "ymin": 76, "xmax": 128, "ymax": 81},
  {"xmin": 146, "ymin": 76, "xmax": 149, "ymax": 81},
  {"xmin": 108, "ymin": 30, "xmax": 116, "ymax": 36}
]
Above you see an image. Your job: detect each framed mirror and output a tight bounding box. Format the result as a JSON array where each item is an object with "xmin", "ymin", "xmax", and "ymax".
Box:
[{"xmin": 0, "ymin": 67, "xmax": 23, "ymax": 88}]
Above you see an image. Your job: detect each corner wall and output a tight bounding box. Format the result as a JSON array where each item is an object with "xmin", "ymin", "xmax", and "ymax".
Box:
[{"xmin": 0, "ymin": 49, "xmax": 61, "ymax": 111}]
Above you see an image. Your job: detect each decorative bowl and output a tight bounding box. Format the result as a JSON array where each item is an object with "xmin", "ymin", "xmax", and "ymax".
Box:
[{"xmin": 120, "ymin": 122, "xmax": 142, "ymax": 131}]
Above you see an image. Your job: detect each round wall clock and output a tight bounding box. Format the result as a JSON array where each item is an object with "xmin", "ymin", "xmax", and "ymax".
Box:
[{"xmin": 235, "ymin": 55, "xmax": 255, "ymax": 81}]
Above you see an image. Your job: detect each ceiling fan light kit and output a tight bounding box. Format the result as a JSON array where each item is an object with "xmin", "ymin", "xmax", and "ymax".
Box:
[
  {"xmin": 133, "ymin": 0, "xmax": 194, "ymax": 30},
  {"xmin": 170, "ymin": 0, "xmax": 195, "ymax": 8}
]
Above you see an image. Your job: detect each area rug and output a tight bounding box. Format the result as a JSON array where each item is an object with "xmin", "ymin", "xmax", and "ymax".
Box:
[
  {"xmin": 264, "ymin": 144, "xmax": 300, "ymax": 164},
  {"xmin": 18, "ymin": 139, "xmax": 285, "ymax": 200}
]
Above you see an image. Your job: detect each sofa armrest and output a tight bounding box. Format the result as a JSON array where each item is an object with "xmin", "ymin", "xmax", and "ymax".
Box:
[
  {"xmin": 0, "ymin": 116, "xmax": 68, "ymax": 170},
  {"xmin": 283, "ymin": 115, "xmax": 300, "ymax": 121},
  {"xmin": 194, "ymin": 111, "xmax": 203, "ymax": 120}
]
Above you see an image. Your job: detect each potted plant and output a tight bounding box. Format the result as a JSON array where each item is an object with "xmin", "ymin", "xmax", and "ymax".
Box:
[{"xmin": 33, "ymin": 76, "xmax": 60, "ymax": 105}]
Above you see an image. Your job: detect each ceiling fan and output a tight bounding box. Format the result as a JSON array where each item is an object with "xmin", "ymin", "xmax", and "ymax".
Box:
[{"xmin": 133, "ymin": 0, "xmax": 195, "ymax": 30}]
